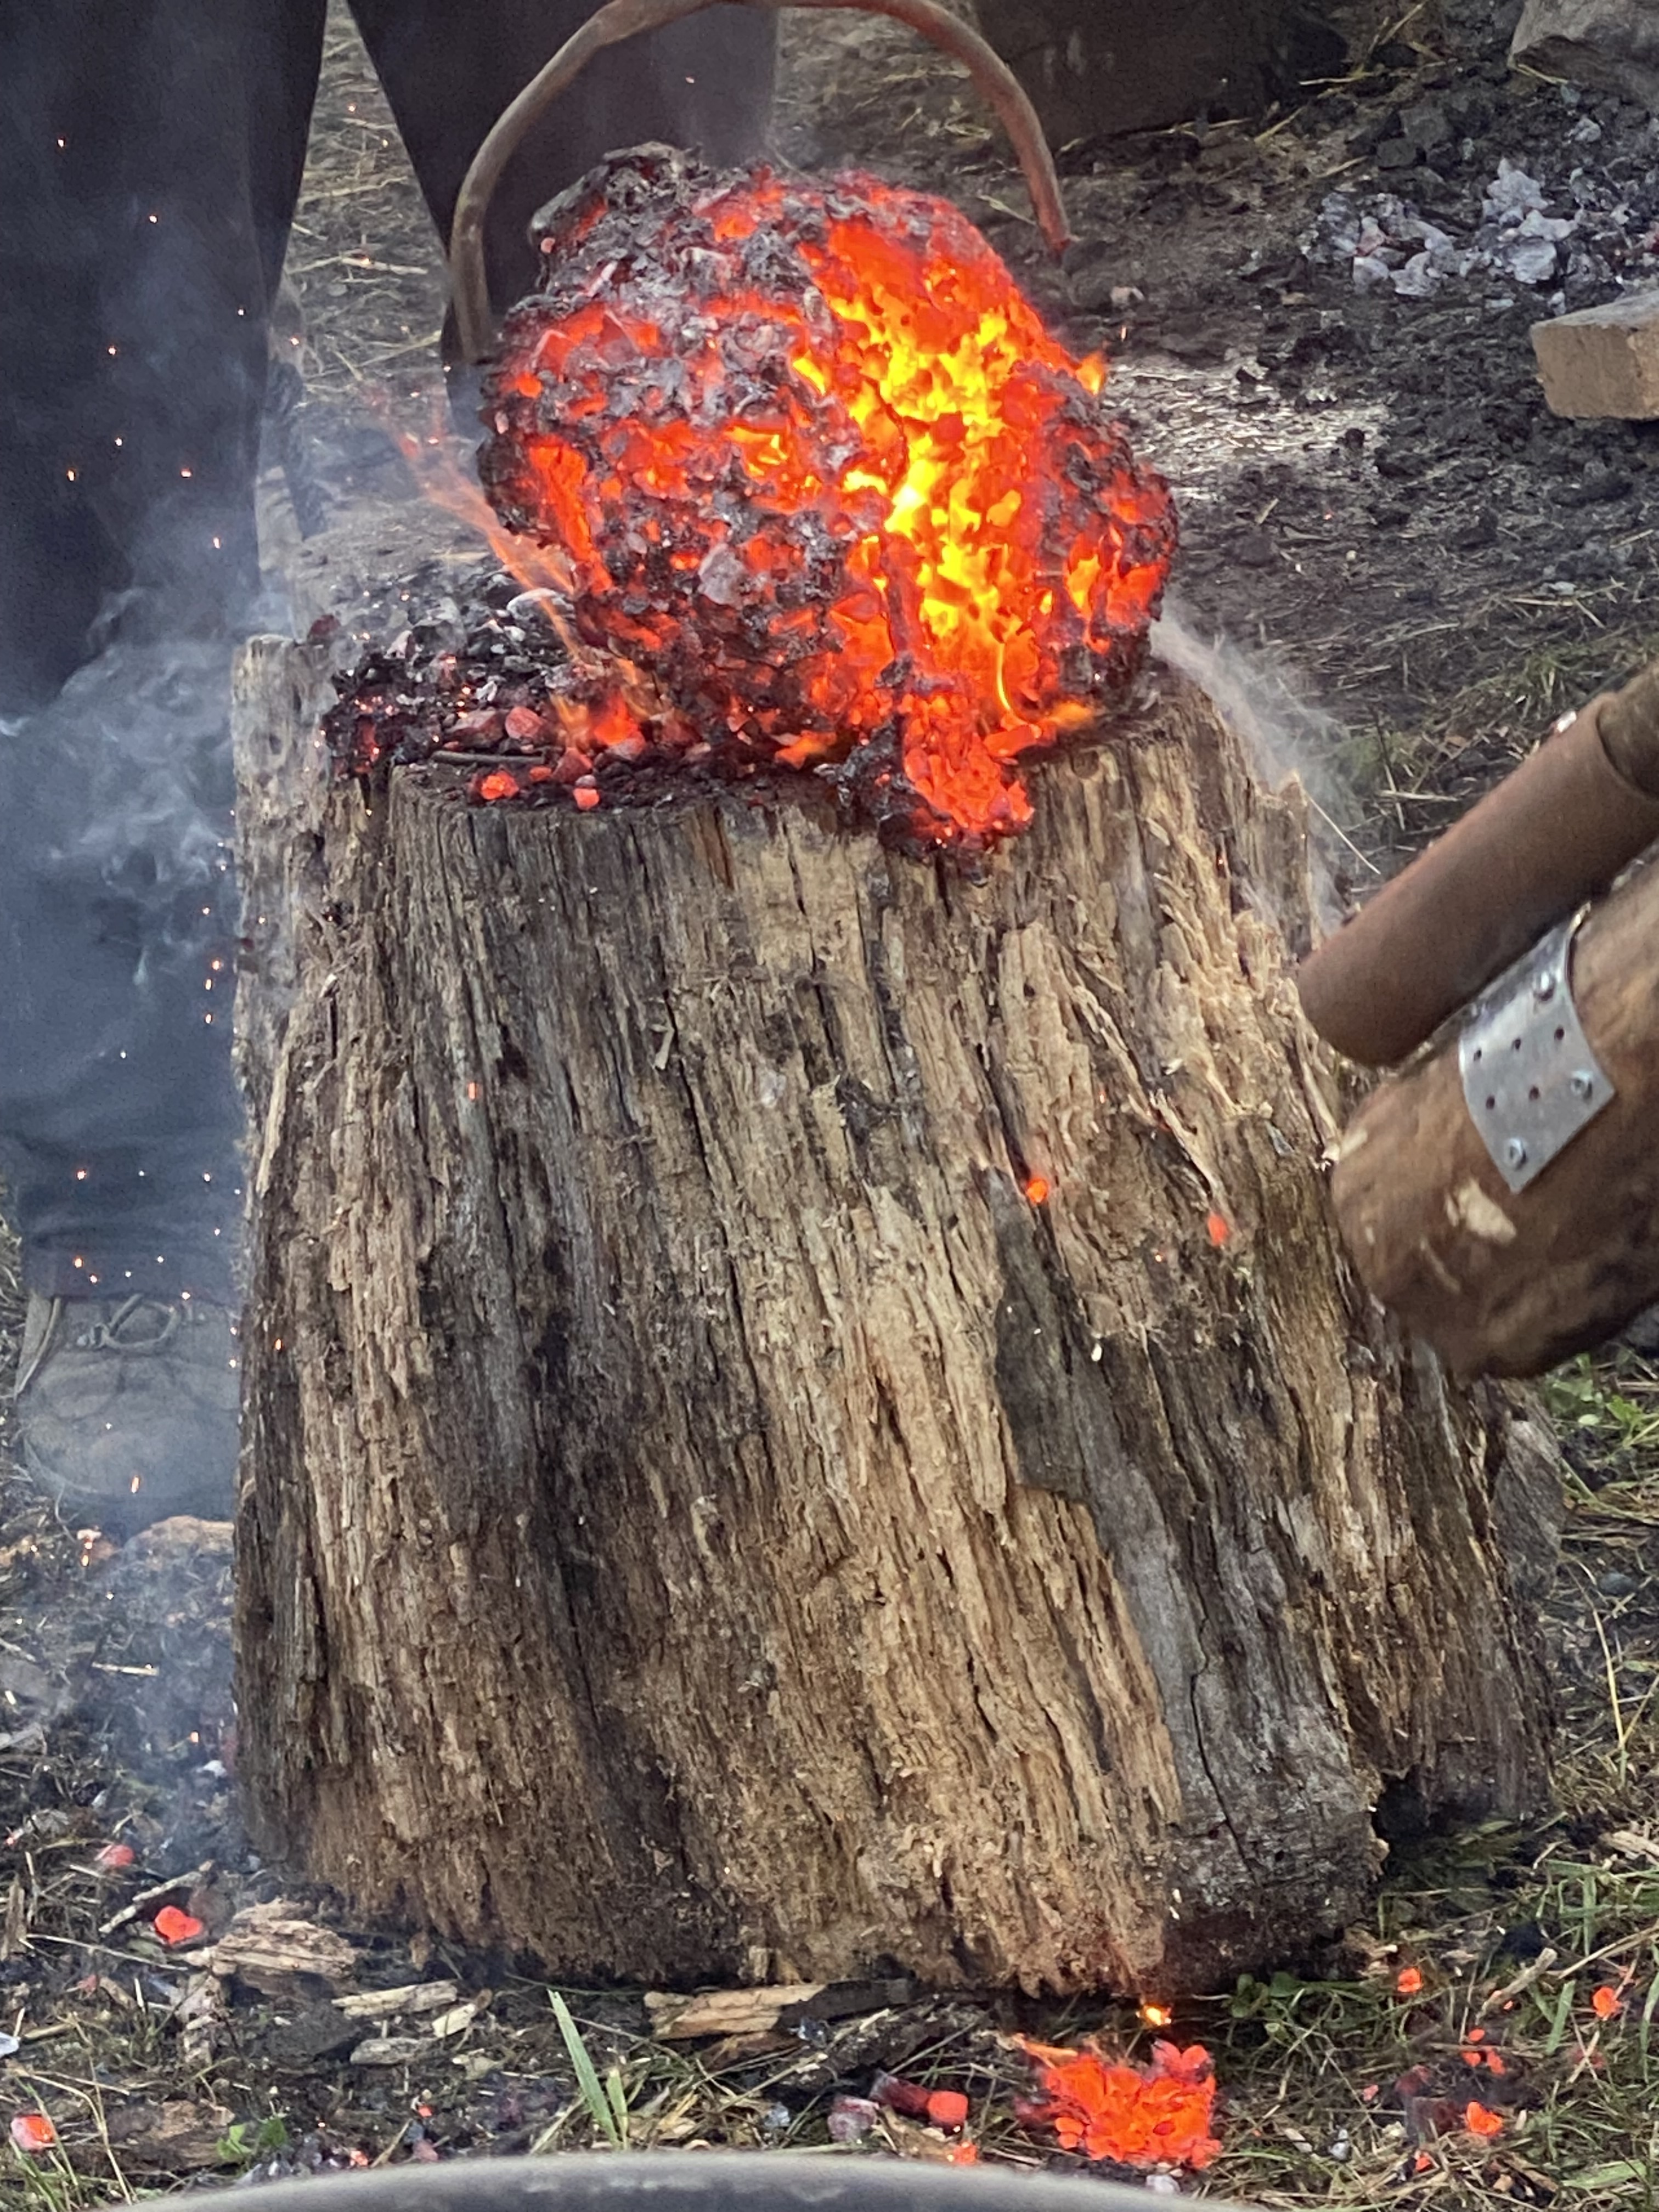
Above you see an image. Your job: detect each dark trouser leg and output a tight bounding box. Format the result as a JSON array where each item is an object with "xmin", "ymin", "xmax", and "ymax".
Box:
[
  {"xmin": 0, "ymin": 0, "xmax": 326, "ymax": 1301},
  {"xmin": 349, "ymin": 0, "xmax": 778, "ymax": 315}
]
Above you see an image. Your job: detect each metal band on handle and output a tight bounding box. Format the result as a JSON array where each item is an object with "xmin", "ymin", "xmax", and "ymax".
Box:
[
  {"xmin": 1457, "ymin": 910, "xmax": 1615, "ymax": 1194},
  {"xmin": 448, "ymin": 0, "xmax": 1072, "ymax": 364}
]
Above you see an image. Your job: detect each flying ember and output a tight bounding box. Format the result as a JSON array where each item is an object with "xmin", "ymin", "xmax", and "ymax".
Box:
[{"xmin": 478, "ymin": 146, "xmax": 1176, "ymax": 849}]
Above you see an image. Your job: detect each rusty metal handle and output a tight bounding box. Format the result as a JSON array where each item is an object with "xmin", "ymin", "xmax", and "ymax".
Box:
[{"xmin": 449, "ymin": 0, "xmax": 1073, "ymax": 364}]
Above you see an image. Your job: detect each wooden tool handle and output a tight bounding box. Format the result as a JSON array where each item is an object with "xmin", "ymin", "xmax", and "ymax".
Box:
[
  {"xmin": 1331, "ymin": 849, "xmax": 1659, "ymax": 1376},
  {"xmin": 1296, "ymin": 701, "xmax": 1659, "ymax": 1068},
  {"xmin": 1599, "ymin": 656, "xmax": 1659, "ymax": 795}
]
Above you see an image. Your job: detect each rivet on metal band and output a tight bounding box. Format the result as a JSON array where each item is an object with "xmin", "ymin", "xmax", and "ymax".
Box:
[{"xmin": 1457, "ymin": 910, "xmax": 1615, "ymax": 1195}]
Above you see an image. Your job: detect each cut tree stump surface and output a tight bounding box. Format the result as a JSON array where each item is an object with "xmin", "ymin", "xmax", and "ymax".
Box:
[{"xmin": 234, "ymin": 646, "xmax": 1554, "ymax": 1995}]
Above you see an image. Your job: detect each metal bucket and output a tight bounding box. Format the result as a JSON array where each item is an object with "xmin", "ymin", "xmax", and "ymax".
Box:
[{"xmin": 196, "ymin": 2153, "xmax": 1222, "ymax": 2212}]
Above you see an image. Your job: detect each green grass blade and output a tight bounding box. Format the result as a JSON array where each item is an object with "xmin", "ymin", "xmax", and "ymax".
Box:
[{"xmin": 551, "ymin": 1991, "xmax": 624, "ymax": 2148}]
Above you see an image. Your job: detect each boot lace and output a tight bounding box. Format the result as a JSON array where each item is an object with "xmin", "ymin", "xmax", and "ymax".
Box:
[{"xmin": 76, "ymin": 1297, "xmax": 184, "ymax": 1354}]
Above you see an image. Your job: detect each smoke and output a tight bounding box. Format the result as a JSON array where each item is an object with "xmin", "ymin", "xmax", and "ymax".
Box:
[
  {"xmin": 3, "ymin": 629, "xmax": 236, "ymax": 903},
  {"xmin": 1151, "ymin": 602, "xmax": 1367, "ymax": 931}
]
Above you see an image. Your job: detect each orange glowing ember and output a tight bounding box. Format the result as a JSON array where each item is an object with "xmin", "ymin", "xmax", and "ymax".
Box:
[
  {"xmin": 152, "ymin": 1905, "xmax": 204, "ymax": 1946},
  {"xmin": 1591, "ymin": 1984, "xmax": 1622, "ymax": 2020},
  {"xmin": 481, "ymin": 148, "xmax": 1174, "ymax": 851},
  {"xmin": 1396, "ymin": 1965, "xmax": 1424, "ymax": 1996},
  {"xmin": 1015, "ymin": 2037, "xmax": 1220, "ymax": 2170},
  {"xmin": 10, "ymin": 2114, "xmax": 57, "ymax": 2153},
  {"xmin": 1463, "ymin": 2101, "xmax": 1503, "ymax": 2139}
]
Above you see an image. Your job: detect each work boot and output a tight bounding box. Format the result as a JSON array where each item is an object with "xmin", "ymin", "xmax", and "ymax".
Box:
[{"xmin": 10, "ymin": 1293, "xmax": 239, "ymax": 1537}]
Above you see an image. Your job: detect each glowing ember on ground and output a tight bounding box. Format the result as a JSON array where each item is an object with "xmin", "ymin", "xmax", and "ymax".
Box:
[
  {"xmin": 152, "ymin": 1905, "xmax": 205, "ymax": 1945},
  {"xmin": 477, "ymin": 147, "xmax": 1175, "ymax": 851},
  {"xmin": 1015, "ymin": 2036, "xmax": 1221, "ymax": 2170},
  {"xmin": 872, "ymin": 2072, "xmax": 970, "ymax": 2130},
  {"xmin": 10, "ymin": 2114, "xmax": 57, "ymax": 2153}
]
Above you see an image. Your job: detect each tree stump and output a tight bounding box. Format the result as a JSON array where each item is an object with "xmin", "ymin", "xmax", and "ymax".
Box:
[{"xmin": 233, "ymin": 636, "xmax": 1556, "ymax": 1996}]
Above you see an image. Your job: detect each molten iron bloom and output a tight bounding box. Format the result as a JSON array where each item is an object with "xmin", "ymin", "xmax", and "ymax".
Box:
[{"xmin": 480, "ymin": 147, "xmax": 1175, "ymax": 849}]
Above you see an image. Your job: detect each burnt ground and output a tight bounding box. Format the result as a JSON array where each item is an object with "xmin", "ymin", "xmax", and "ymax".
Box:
[{"xmin": 8, "ymin": 0, "xmax": 1659, "ymax": 2199}]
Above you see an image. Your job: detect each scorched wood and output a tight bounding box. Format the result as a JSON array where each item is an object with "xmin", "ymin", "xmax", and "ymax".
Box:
[{"xmin": 232, "ymin": 628, "xmax": 1556, "ymax": 1994}]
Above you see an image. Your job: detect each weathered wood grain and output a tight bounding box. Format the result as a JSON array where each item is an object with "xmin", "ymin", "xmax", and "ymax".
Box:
[{"xmin": 232, "ymin": 657, "xmax": 1555, "ymax": 1994}]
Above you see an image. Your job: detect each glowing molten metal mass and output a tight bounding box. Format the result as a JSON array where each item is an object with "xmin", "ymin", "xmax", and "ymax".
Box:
[{"xmin": 479, "ymin": 149, "xmax": 1175, "ymax": 848}]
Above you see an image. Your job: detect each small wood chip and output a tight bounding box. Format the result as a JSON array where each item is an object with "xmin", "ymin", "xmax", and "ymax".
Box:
[
  {"xmin": 1480, "ymin": 1947, "xmax": 1560, "ymax": 2015},
  {"xmin": 211, "ymin": 1900, "xmax": 359, "ymax": 1997},
  {"xmin": 104, "ymin": 2100, "xmax": 235, "ymax": 2170},
  {"xmin": 645, "ymin": 1977, "xmax": 917, "ymax": 2042},
  {"xmin": 176, "ymin": 1972, "xmax": 227, "ymax": 2070},
  {"xmin": 351, "ymin": 2034, "xmax": 430, "ymax": 2066},
  {"xmin": 334, "ymin": 1980, "xmax": 460, "ymax": 2020},
  {"xmin": 645, "ymin": 1983, "xmax": 825, "ymax": 2040},
  {"xmin": 428, "ymin": 1993, "xmax": 490, "ymax": 2038}
]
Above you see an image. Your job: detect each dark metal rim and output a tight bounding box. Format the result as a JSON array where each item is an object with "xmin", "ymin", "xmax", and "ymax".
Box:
[{"xmin": 206, "ymin": 2151, "xmax": 1238, "ymax": 2212}]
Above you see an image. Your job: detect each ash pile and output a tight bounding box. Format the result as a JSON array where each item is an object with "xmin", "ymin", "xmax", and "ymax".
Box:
[{"xmin": 1306, "ymin": 84, "xmax": 1659, "ymax": 309}]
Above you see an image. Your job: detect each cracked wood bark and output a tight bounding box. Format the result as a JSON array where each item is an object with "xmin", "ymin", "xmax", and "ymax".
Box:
[{"xmin": 233, "ymin": 647, "xmax": 1556, "ymax": 1994}]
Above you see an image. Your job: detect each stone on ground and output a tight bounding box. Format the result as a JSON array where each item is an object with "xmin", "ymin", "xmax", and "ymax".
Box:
[
  {"xmin": 1532, "ymin": 288, "xmax": 1659, "ymax": 417},
  {"xmin": 1511, "ymin": 0, "xmax": 1659, "ymax": 107}
]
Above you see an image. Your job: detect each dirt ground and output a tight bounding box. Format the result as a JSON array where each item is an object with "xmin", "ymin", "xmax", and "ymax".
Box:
[{"xmin": 7, "ymin": 0, "xmax": 1659, "ymax": 2200}]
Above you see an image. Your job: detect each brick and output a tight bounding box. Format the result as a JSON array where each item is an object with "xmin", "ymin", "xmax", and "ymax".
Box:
[{"xmin": 1531, "ymin": 289, "xmax": 1659, "ymax": 419}]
